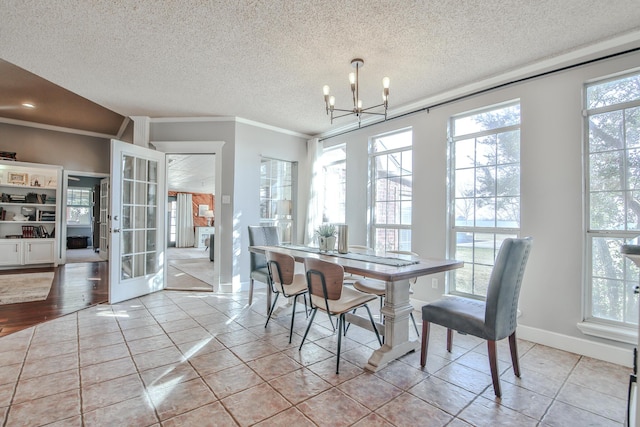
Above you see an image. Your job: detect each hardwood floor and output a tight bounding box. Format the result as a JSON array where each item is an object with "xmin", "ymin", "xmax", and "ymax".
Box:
[{"xmin": 0, "ymin": 262, "xmax": 108, "ymax": 337}]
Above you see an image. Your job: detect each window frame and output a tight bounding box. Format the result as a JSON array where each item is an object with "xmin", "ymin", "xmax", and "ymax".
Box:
[
  {"xmin": 582, "ymin": 70, "xmax": 640, "ymax": 332},
  {"xmin": 321, "ymin": 144, "xmax": 347, "ymax": 224},
  {"xmin": 368, "ymin": 128, "xmax": 413, "ymax": 252},
  {"xmin": 447, "ymin": 100, "xmax": 522, "ymax": 298},
  {"xmin": 259, "ymin": 157, "xmax": 297, "ymax": 244},
  {"xmin": 66, "ymin": 187, "xmax": 93, "ymax": 227}
]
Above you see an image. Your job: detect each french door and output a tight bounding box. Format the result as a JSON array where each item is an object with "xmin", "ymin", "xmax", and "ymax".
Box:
[{"xmin": 109, "ymin": 140, "xmax": 166, "ymax": 304}]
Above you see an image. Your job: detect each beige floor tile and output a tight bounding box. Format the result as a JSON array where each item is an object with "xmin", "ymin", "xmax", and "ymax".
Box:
[
  {"xmin": 21, "ymin": 352, "xmax": 79, "ymax": 379},
  {"xmin": 433, "ymin": 361, "xmax": 493, "ymax": 394},
  {"xmin": 126, "ymin": 333, "xmax": 175, "ymax": 355},
  {"xmin": 374, "ymin": 359, "xmax": 430, "ymax": 390},
  {"xmin": 297, "ymin": 388, "xmax": 371, "ymax": 427},
  {"xmin": 82, "ymin": 395, "xmax": 158, "ymax": 427},
  {"xmin": 221, "ymin": 382, "xmax": 291, "ymax": 426},
  {"xmin": 269, "ymin": 367, "xmax": 332, "ymax": 404},
  {"xmin": 13, "ymin": 369, "xmax": 79, "ymax": 404},
  {"xmin": 80, "ymin": 356, "xmax": 137, "ymax": 386},
  {"xmin": 338, "ymin": 372, "xmax": 403, "ymax": 410},
  {"xmin": 202, "ymin": 363, "xmax": 265, "ymax": 399},
  {"xmin": 351, "ymin": 412, "xmax": 396, "ymax": 426},
  {"xmin": 557, "ymin": 382, "xmax": 626, "ymax": 423},
  {"xmin": 140, "ymin": 361, "xmax": 200, "ymax": 388},
  {"xmin": 79, "ymin": 342, "xmax": 129, "ymax": 367},
  {"xmin": 5, "ymin": 389, "xmax": 80, "ymax": 426},
  {"xmin": 306, "ymin": 357, "xmax": 363, "ymax": 386},
  {"xmin": 161, "ymin": 402, "xmax": 237, "ymax": 427},
  {"xmin": 458, "ymin": 396, "xmax": 539, "ymax": 427},
  {"xmin": 82, "ymin": 373, "xmax": 146, "ymax": 413},
  {"xmin": 132, "ymin": 345, "xmax": 184, "ymax": 371},
  {"xmin": 247, "ymin": 352, "xmax": 302, "ymax": 379},
  {"xmin": 480, "ymin": 381, "xmax": 553, "ymax": 421},
  {"xmin": 147, "ymin": 377, "xmax": 217, "ymax": 420},
  {"xmin": 541, "ymin": 400, "xmax": 621, "ymax": 427},
  {"xmin": 189, "ymin": 348, "xmax": 243, "ymax": 376},
  {"xmin": 254, "ymin": 407, "xmax": 316, "ymax": 426},
  {"xmin": 408, "ymin": 375, "xmax": 476, "ymax": 415},
  {"xmin": 376, "ymin": 392, "xmax": 453, "ymax": 426}
]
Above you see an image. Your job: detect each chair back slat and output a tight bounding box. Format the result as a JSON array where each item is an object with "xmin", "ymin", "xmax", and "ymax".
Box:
[
  {"xmin": 304, "ymin": 258, "xmax": 343, "ymax": 300},
  {"xmin": 484, "ymin": 237, "xmax": 533, "ymax": 340},
  {"xmin": 266, "ymin": 251, "xmax": 295, "ymax": 286}
]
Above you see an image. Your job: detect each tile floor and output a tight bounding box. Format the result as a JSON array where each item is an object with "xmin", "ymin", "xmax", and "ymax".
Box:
[{"xmin": 0, "ymin": 289, "xmax": 630, "ymax": 426}]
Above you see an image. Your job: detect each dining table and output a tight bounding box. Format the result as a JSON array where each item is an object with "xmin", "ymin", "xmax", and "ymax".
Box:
[{"xmin": 248, "ymin": 244, "xmax": 463, "ymax": 372}]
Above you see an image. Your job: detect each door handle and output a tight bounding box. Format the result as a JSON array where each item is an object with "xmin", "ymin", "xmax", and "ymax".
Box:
[
  {"xmin": 113, "ymin": 229, "xmax": 120, "ymax": 233},
  {"xmin": 113, "ymin": 215, "xmax": 119, "ymax": 221}
]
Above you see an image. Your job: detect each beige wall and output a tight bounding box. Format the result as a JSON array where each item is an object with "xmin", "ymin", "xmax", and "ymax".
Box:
[{"xmin": 0, "ymin": 122, "xmax": 110, "ymax": 172}]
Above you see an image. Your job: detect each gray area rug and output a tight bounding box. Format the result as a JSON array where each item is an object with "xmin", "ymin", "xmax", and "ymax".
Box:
[
  {"xmin": 167, "ymin": 259, "xmax": 215, "ymax": 292},
  {"xmin": 0, "ymin": 272, "xmax": 55, "ymax": 304}
]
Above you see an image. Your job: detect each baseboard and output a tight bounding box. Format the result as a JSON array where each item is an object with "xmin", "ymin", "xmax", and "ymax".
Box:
[
  {"xmin": 516, "ymin": 324, "xmax": 633, "ymax": 367},
  {"xmin": 410, "ymin": 298, "xmax": 634, "ymax": 367}
]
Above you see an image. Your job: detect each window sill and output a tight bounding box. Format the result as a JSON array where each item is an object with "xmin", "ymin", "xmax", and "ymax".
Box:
[{"xmin": 576, "ymin": 321, "xmax": 638, "ymax": 345}]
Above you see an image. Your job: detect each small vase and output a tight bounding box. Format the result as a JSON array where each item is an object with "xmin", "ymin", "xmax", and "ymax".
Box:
[{"xmin": 326, "ymin": 236, "xmax": 336, "ymax": 252}]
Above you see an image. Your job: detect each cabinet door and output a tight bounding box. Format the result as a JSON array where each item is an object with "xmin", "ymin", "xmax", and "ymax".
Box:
[
  {"xmin": 0, "ymin": 241, "xmax": 23, "ymax": 265},
  {"xmin": 24, "ymin": 240, "xmax": 55, "ymax": 264}
]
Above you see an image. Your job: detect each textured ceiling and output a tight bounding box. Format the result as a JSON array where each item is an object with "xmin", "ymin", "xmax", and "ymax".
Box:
[
  {"xmin": 1, "ymin": 1, "xmax": 640, "ymax": 137},
  {"xmin": 167, "ymin": 154, "xmax": 215, "ymax": 194}
]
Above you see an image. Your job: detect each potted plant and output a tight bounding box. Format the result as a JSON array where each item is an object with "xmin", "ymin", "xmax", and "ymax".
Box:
[{"xmin": 315, "ymin": 224, "xmax": 337, "ymax": 252}]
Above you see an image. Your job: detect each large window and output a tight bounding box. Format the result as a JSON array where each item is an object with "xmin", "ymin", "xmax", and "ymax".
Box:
[
  {"xmin": 260, "ymin": 158, "xmax": 296, "ymax": 244},
  {"xmin": 370, "ymin": 129, "xmax": 412, "ymax": 252},
  {"xmin": 321, "ymin": 144, "xmax": 346, "ymax": 224},
  {"xmin": 67, "ymin": 187, "xmax": 92, "ymax": 226},
  {"xmin": 449, "ymin": 101, "xmax": 521, "ymax": 297},
  {"xmin": 584, "ymin": 72, "xmax": 640, "ymax": 330}
]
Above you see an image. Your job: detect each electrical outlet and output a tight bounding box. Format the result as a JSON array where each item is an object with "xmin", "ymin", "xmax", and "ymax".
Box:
[{"xmin": 431, "ymin": 278, "xmax": 439, "ymax": 289}]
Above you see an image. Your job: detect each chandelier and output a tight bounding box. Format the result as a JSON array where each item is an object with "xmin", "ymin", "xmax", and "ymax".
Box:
[{"xmin": 323, "ymin": 58, "xmax": 389, "ymax": 127}]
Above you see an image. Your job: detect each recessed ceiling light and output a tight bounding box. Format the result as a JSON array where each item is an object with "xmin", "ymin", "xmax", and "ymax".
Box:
[{"xmin": 21, "ymin": 102, "xmax": 35, "ymax": 108}]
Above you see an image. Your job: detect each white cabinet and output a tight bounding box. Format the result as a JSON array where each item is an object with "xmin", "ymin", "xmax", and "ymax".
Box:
[
  {"xmin": 0, "ymin": 160, "xmax": 62, "ymax": 268},
  {"xmin": 195, "ymin": 226, "xmax": 215, "ymax": 248},
  {"xmin": 0, "ymin": 239, "xmax": 55, "ymax": 266}
]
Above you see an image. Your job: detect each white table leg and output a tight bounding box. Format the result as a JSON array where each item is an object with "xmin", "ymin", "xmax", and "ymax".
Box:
[{"xmin": 365, "ymin": 278, "xmax": 418, "ymax": 371}]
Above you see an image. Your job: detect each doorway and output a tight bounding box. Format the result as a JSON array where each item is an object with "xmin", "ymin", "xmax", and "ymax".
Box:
[{"xmin": 165, "ymin": 154, "xmax": 216, "ymax": 291}]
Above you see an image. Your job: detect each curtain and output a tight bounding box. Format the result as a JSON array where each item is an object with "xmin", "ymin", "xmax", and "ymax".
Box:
[
  {"xmin": 176, "ymin": 193, "xmax": 195, "ymax": 247},
  {"xmin": 304, "ymin": 138, "xmax": 323, "ymax": 245}
]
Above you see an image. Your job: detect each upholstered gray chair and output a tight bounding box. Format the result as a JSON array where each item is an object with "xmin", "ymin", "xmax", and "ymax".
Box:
[
  {"xmin": 300, "ymin": 257, "xmax": 382, "ymax": 374},
  {"xmin": 248, "ymin": 225, "xmax": 280, "ymax": 310},
  {"xmin": 265, "ymin": 250, "xmax": 308, "ymax": 343},
  {"xmin": 420, "ymin": 237, "xmax": 533, "ymax": 397}
]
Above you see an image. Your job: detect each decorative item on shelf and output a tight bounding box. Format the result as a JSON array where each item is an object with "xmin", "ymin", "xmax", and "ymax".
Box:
[
  {"xmin": 21, "ymin": 207, "xmax": 36, "ymax": 220},
  {"xmin": 0, "ymin": 151, "xmax": 17, "ymax": 161},
  {"xmin": 315, "ymin": 224, "xmax": 337, "ymax": 252},
  {"xmin": 44, "ymin": 175, "xmax": 57, "ymax": 188},
  {"xmin": 29, "ymin": 175, "xmax": 44, "ymax": 187},
  {"xmin": 322, "ymin": 58, "xmax": 390, "ymax": 127},
  {"xmin": 8, "ymin": 172, "xmax": 28, "ymax": 185},
  {"xmin": 12, "ymin": 213, "xmax": 27, "ymax": 222}
]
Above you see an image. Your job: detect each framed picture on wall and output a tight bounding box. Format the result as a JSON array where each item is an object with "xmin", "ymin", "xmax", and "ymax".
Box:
[{"xmin": 198, "ymin": 204, "xmax": 209, "ymax": 216}]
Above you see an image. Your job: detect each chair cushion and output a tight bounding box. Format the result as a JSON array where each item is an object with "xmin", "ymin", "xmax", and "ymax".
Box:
[
  {"xmin": 422, "ymin": 296, "xmax": 493, "ymax": 340},
  {"xmin": 276, "ymin": 273, "xmax": 307, "ymax": 296},
  {"xmin": 311, "ymin": 286, "xmax": 377, "ymax": 315},
  {"xmin": 353, "ymin": 278, "xmax": 386, "ymax": 296}
]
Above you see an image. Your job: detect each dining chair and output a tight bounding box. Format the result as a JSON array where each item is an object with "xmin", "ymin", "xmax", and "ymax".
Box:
[
  {"xmin": 247, "ymin": 225, "xmax": 280, "ymax": 309},
  {"xmin": 352, "ymin": 250, "xmax": 420, "ymax": 335},
  {"xmin": 265, "ymin": 250, "xmax": 308, "ymax": 343},
  {"xmin": 420, "ymin": 237, "xmax": 533, "ymax": 397},
  {"xmin": 299, "ymin": 257, "xmax": 382, "ymax": 374}
]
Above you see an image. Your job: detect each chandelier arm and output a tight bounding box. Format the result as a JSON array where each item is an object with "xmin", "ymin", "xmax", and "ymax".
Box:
[
  {"xmin": 331, "ymin": 111, "xmax": 360, "ymax": 120},
  {"xmin": 359, "ymin": 103, "xmax": 387, "ymax": 112}
]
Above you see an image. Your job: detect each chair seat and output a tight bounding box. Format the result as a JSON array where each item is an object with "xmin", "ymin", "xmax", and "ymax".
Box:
[
  {"xmin": 422, "ymin": 294, "xmax": 491, "ymax": 340},
  {"xmin": 353, "ymin": 278, "xmax": 386, "ymax": 296},
  {"xmin": 310, "ymin": 286, "xmax": 377, "ymax": 315},
  {"xmin": 274, "ymin": 273, "xmax": 308, "ymax": 295}
]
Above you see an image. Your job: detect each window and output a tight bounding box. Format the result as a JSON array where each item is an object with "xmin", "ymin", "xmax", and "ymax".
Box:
[
  {"xmin": 370, "ymin": 129, "xmax": 412, "ymax": 252},
  {"xmin": 449, "ymin": 101, "xmax": 521, "ymax": 297},
  {"xmin": 260, "ymin": 158, "xmax": 296, "ymax": 244},
  {"xmin": 66, "ymin": 187, "xmax": 92, "ymax": 226},
  {"xmin": 321, "ymin": 144, "xmax": 346, "ymax": 224},
  {"xmin": 584, "ymin": 72, "xmax": 640, "ymax": 329}
]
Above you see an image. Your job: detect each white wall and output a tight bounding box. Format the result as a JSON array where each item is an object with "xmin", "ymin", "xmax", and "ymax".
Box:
[{"xmin": 327, "ymin": 50, "xmax": 640, "ymax": 364}]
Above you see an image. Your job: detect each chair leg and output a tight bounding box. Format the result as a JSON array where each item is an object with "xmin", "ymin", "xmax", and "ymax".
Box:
[
  {"xmin": 420, "ymin": 321, "xmax": 430, "ymax": 367},
  {"xmin": 487, "ymin": 340, "xmax": 502, "ymax": 398},
  {"xmin": 508, "ymin": 332, "xmax": 521, "ymax": 378},
  {"xmin": 410, "ymin": 312, "xmax": 419, "ymax": 336},
  {"xmin": 299, "ymin": 308, "xmax": 317, "ymax": 350},
  {"xmin": 364, "ymin": 304, "xmax": 382, "ymax": 346},
  {"xmin": 248, "ymin": 279, "xmax": 254, "ymax": 306},
  {"xmin": 336, "ymin": 314, "xmax": 343, "ymax": 374},
  {"xmin": 446, "ymin": 329, "xmax": 453, "ymax": 352},
  {"xmin": 289, "ymin": 294, "xmax": 298, "ymax": 344},
  {"xmin": 303, "ymin": 294, "xmax": 309, "ymax": 318},
  {"xmin": 264, "ymin": 292, "xmax": 280, "ymax": 328}
]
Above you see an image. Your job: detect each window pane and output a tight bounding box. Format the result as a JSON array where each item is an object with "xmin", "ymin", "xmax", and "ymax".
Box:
[
  {"xmin": 587, "ymin": 73, "xmax": 640, "ymax": 109},
  {"xmin": 589, "ymin": 111, "xmax": 624, "ymax": 153},
  {"xmin": 453, "ymin": 104, "xmax": 521, "ymax": 137}
]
